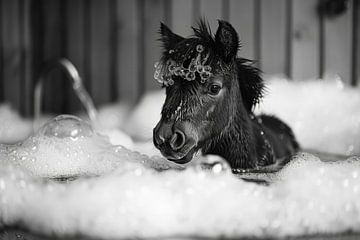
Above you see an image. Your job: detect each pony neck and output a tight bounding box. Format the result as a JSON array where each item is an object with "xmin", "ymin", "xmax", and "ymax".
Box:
[{"xmin": 202, "ymin": 104, "xmax": 258, "ymax": 169}]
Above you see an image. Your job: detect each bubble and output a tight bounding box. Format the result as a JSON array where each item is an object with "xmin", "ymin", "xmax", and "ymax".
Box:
[
  {"xmin": 37, "ymin": 115, "xmax": 94, "ymax": 139},
  {"xmin": 194, "ymin": 155, "xmax": 231, "ymax": 175},
  {"xmin": 204, "ymin": 65, "xmax": 212, "ymax": 72},
  {"xmin": 168, "ymin": 79, "xmax": 174, "ymax": 86},
  {"xmin": 189, "ymin": 62, "xmax": 196, "ymax": 72},
  {"xmin": 196, "ymin": 65, "xmax": 204, "ymax": 73},
  {"xmin": 196, "ymin": 44, "xmax": 204, "ymax": 53},
  {"xmin": 200, "ymin": 71, "xmax": 211, "ymax": 80},
  {"xmin": 186, "ymin": 72, "xmax": 195, "ymax": 81}
]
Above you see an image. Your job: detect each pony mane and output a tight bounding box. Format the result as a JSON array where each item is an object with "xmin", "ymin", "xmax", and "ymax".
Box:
[{"xmin": 236, "ymin": 58, "xmax": 265, "ymax": 112}]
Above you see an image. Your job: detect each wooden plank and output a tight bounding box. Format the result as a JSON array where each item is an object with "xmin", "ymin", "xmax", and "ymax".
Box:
[
  {"xmin": 41, "ymin": 0, "xmax": 66, "ymax": 114},
  {"xmin": 89, "ymin": 0, "xmax": 111, "ymax": 106},
  {"xmin": 291, "ymin": 0, "xmax": 320, "ymax": 80},
  {"xmin": 20, "ymin": 0, "xmax": 33, "ymax": 116},
  {"xmin": 143, "ymin": 0, "xmax": 166, "ymax": 92},
  {"xmin": 171, "ymin": 0, "xmax": 194, "ymax": 37},
  {"xmin": 323, "ymin": 0, "xmax": 353, "ymax": 84},
  {"xmin": 1, "ymin": 0, "xmax": 22, "ymax": 111},
  {"xmin": 0, "ymin": 0, "xmax": 4, "ymax": 102},
  {"xmin": 259, "ymin": 0, "xmax": 288, "ymax": 75},
  {"xmin": 65, "ymin": 0, "xmax": 86, "ymax": 113},
  {"xmin": 199, "ymin": 0, "xmax": 222, "ymax": 31},
  {"xmin": 116, "ymin": 0, "xmax": 141, "ymax": 103},
  {"xmin": 353, "ymin": 0, "xmax": 360, "ymax": 86},
  {"xmin": 229, "ymin": 0, "xmax": 256, "ymax": 60}
]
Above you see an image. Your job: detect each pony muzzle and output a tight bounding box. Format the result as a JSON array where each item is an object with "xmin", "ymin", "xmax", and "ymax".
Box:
[{"xmin": 153, "ymin": 121, "xmax": 198, "ymax": 164}]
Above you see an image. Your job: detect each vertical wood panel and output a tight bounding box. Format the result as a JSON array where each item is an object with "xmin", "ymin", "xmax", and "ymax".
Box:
[
  {"xmin": 259, "ymin": 0, "xmax": 288, "ymax": 75},
  {"xmin": 116, "ymin": 0, "xmax": 141, "ymax": 103},
  {"xmin": 1, "ymin": 0, "xmax": 22, "ymax": 110},
  {"xmin": 199, "ymin": 0, "xmax": 222, "ymax": 31},
  {"xmin": 143, "ymin": 0, "xmax": 167, "ymax": 92},
  {"xmin": 171, "ymin": 0, "xmax": 194, "ymax": 37},
  {"xmin": 353, "ymin": 0, "xmax": 360, "ymax": 86},
  {"xmin": 323, "ymin": 0, "xmax": 353, "ymax": 84},
  {"xmin": 229, "ymin": 0, "xmax": 256, "ymax": 60},
  {"xmin": 89, "ymin": 0, "xmax": 111, "ymax": 106},
  {"xmin": 20, "ymin": 0, "xmax": 33, "ymax": 116},
  {"xmin": 41, "ymin": 0, "xmax": 66, "ymax": 113},
  {"xmin": 0, "ymin": 0, "xmax": 4, "ymax": 102},
  {"xmin": 291, "ymin": 0, "xmax": 320, "ymax": 80},
  {"xmin": 65, "ymin": 0, "xmax": 86, "ymax": 113}
]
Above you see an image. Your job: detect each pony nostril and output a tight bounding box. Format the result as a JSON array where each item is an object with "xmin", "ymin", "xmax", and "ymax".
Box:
[
  {"xmin": 154, "ymin": 134, "xmax": 165, "ymax": 147},
  {"xmin": 169, "ymin": 130, "xmax": 186, "ymax": 151}
]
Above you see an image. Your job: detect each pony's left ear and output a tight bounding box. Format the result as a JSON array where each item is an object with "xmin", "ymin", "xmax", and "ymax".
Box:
[
  {"xmin": 215, "ymin": 20, "xmax": 239, "ymax": 62},
  {"xmin": 159, "ymin": 22, "xmax": 184, "ymax": 51}
]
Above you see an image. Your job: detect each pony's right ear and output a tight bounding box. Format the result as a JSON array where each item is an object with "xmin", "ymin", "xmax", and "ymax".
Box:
[
  {"xmin": 159, "ymin": 22, "xmax": 184, "ymax": 51},
  {"xmin": 215, "ymin": 20, "xmax": 239, "ymax": 62}
]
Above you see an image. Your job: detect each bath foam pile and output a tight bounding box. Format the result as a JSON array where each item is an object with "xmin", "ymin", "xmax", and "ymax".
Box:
[
  {"xmin": 0, "ymin": 115, "xmax": 360, "ymax": 238},
  {"xmin": 0, "ymin": 115, "xmax": 175, "ymax": 178},
  {"xmin": 255, "ymin": 77, "xmax": 360, "ymax": 155}
]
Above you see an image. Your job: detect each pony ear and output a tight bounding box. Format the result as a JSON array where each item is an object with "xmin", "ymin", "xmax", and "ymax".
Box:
[
  {"xmin": 215, "ymin": 20, "xmax": 239, "ymax": 62},
  {"xmin": 159, "ymin": 22, "xmax": 184, "ymax": 51}
]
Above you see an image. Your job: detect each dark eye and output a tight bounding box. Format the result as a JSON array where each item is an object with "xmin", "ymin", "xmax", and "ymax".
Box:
[{"xmin": 208, "ymin": 84, "xmax": 222, "ymax": 95}]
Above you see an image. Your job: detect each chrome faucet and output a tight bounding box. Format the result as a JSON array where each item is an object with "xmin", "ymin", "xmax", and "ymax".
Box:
[{"xmin": 34, "ymin": 58, "xmax": 97, "ymax": 129}]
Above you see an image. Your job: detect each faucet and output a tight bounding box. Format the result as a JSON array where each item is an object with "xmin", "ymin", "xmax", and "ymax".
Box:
[{"xmin": 34, "ymin": 58, "xmax": 97, "ymax": 129}]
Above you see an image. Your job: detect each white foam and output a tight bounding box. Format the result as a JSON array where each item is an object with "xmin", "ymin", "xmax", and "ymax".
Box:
[
  {"xmin": 256, "ymin": 77, "xmax": 360, "ymax": 155},
  {"xmin": 0, "ymin": 77, "xmax": 360, "ymax": 238},
  {"xmin": 0, "ymin": 149, "xmax": 359, "ymax": 238},
  {"xmin": 0, "ymin": 105, "xmax": 32, "ymax": 144}
]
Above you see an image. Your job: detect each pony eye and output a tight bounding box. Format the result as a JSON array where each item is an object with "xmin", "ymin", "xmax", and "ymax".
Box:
[{"xmin": 208, "ymin": 84, "xmax": 222, "ymax": 95}]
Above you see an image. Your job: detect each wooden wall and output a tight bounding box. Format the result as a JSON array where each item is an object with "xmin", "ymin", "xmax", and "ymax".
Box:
[{"xmin": 0, "ymin": 0, "xmax": 359, "ymax": 116}]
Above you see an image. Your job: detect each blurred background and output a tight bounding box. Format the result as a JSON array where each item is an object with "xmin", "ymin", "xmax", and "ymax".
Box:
[{"xmin": 0, "ymin": 0, "xmax": 358, "ymax": 117}]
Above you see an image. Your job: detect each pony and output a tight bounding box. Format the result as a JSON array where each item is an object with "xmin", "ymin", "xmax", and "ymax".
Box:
[{"xmin": 153, "ymin": 20, "xmax": 299, "ymax": 172}]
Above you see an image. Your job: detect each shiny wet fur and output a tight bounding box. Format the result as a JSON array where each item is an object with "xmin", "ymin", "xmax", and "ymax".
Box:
[{"xmin": 153, "ymin": 19, "xmax": 299, "ymax": 170}]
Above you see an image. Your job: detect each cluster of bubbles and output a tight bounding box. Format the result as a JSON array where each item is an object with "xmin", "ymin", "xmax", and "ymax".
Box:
[{"xmin": 154, "ymin": 44, "xmax": 213, "ymax": 86}]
